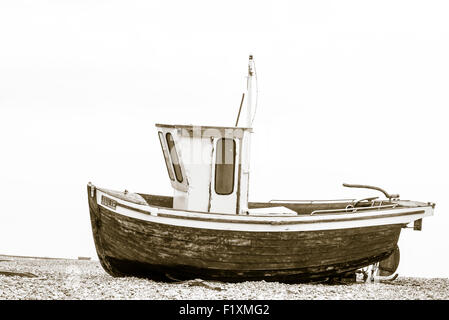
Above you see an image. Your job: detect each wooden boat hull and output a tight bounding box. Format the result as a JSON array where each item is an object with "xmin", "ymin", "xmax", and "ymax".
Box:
[{"xmin": 85, "ymin": 184, "xmax": 431, "ymax": 283}]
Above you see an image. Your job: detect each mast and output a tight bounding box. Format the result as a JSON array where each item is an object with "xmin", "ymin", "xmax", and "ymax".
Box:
[{"xmin": 238, "ymin": 55, "xmax": 256, "ymax": 214}]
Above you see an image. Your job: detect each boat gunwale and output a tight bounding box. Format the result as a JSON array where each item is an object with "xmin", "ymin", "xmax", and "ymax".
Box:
[
  {"xmin": 120, "ymin": 201, "xmax": 426, "ymax": 225},
  {"xmin": 94, "ymin": 187, "xmax": 430, "ymax": 226}
]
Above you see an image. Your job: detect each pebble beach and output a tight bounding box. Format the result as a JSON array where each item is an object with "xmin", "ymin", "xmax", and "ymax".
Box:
[{"xmin": 1, "ymin": 255, "xmax": 448, "ymax": 300}]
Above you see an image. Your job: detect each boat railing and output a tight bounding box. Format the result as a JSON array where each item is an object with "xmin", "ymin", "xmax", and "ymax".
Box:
[
  {"xmin": 269, "ymin": 199, "xmax": 356, "ymax": 204},
  {"xmin": 310, "ymin": 203, "xmax": 399, "ymax": 216}
]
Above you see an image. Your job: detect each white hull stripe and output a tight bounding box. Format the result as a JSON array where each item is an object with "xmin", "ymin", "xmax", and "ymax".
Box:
[{"xmin": 95, "ymin": 190, "xmax": 433, "ymax": 232}]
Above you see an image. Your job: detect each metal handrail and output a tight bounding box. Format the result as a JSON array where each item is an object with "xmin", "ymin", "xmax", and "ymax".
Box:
[
  {"xmin": 310, "ymin": 204, "xmax": 398, "ymax": 216},
  {"xmin": 269, "ymin": 199, "xmax": 356, "ymax": 204}
]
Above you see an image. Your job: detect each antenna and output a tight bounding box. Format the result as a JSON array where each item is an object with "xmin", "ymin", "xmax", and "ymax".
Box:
[{"xmin": 235, "ymin": 93, "xmax": 245, "ymax": 127}]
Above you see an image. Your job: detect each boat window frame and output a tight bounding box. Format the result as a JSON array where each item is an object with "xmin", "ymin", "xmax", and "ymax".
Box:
[
  {"xmin": 158, "ymin": 131, "xmax": 175, "ymax": 181},
  {"xmin": 214, "ymin": 138, "xmax": 236, "ymax": 195},
  {"xmin": 165, "ymin": 132, "xmax": 184, "ymax": 183}
]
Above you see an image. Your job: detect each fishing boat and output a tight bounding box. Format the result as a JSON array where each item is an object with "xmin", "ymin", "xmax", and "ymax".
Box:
[{"xmin": 87, "ymin": 56, "xmax": 434, "ymax": 283}]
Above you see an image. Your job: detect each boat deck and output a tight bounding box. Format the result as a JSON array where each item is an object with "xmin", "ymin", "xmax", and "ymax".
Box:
[
  {"xmin": 135, "ymin": 192, "xmax": 410, "ymax": 216},
  {"xmin": 93, "ymin": 187, "xmax": 430, "ymax": 217}
]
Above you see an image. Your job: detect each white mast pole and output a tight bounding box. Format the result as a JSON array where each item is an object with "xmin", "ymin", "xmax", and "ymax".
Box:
[{"xmin": 239, "ymin": 55, "xmax": 256, "ymax": 214}]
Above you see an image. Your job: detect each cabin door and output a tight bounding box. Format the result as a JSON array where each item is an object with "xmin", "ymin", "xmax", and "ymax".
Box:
[{"xmin": 209, "ymin": 138, "xmax": 239, "ymax": 214}]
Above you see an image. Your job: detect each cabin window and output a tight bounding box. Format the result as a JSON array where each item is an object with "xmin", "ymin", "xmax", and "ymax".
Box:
[
  {"xmin": 214, "ymin": 138, "xmax": 236, "ymax": 195},
  {"xmin": 158, "ymin": 132, "xmax": 174, "ymax": 181},
  {"xmin": 165, "ymin": 132, "xmax": 184, "ymax": 183}
]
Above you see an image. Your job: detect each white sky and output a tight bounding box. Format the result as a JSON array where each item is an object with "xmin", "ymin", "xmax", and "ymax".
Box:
[{"xmin": 1, "ymin": 0, "xmax": 448, "ymax": 278}]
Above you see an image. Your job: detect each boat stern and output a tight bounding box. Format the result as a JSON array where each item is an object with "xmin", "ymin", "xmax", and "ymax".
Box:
[{"xmin": 397, "ymin": 200, "xmax": 435, "ymax": 231}]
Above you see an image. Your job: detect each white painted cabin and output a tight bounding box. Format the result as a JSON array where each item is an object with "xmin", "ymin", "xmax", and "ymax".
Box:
[{"xmin": 155, "ymin": 124, "xmax": 252, "ymax": 214}]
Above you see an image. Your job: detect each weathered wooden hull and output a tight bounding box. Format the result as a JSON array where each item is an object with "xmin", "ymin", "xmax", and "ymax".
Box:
[{"xmin": 85, "ymin": 184, "xmax": 432, "ymax": 283}]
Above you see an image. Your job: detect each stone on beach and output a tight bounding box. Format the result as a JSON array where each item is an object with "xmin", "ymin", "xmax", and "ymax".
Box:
[{"xmin": 0, "ymin": 256, "xmax": 448, "ymax": 300}]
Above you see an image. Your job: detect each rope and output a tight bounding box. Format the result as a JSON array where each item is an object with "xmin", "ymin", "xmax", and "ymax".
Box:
[{"xmin": 251, "ymin": 60, "xmax": 259, "ymax": 126}]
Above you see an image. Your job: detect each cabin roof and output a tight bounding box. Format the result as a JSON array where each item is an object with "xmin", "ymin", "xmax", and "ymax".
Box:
[
  {"xmin": 155, "ymin": 123, "xmax": 252, "ymax": 130},
  {"xmin": 155, "ymin": 123, "xmax": 253, "ymax": 138}
]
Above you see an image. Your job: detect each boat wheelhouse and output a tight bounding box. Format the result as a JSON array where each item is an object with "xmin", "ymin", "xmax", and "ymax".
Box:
[{"xmin": 155, "ymin": 124, "xmax": 252, "ymax": 215}]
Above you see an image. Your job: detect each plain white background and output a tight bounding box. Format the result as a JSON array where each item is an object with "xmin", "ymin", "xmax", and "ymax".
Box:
[{"xmin": 1, "ymin": 0, "xmax": 448, "ymax": 278}]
